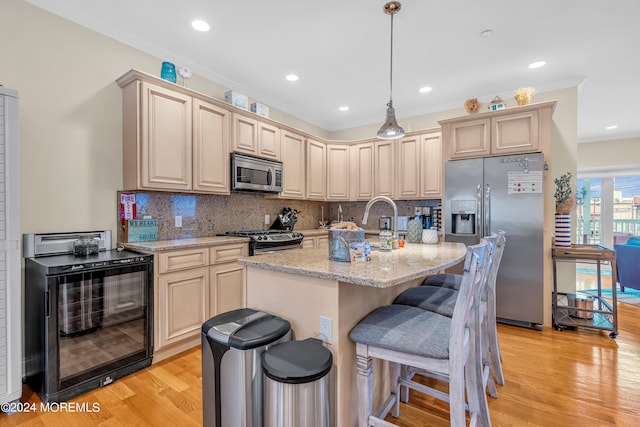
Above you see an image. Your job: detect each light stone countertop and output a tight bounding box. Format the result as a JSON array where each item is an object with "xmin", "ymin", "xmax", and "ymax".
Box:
[
  {"xmin": 120, "ymin": 236, "xmax": 250, "ymax": 253},
  {"xmin": 238, "ymin": 242, "xmax": 467, "ymax": 288}
]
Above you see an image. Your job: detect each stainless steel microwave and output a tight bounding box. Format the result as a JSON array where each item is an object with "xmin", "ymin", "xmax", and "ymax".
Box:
[{"xmin": 231, "ymin": 152, "xmax": 283, "ymax": 193}]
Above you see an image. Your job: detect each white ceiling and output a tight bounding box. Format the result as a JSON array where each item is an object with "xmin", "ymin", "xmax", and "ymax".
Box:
[{"xmin": 26, "ymin": 0, "xmax": 640, "ymax": 143}]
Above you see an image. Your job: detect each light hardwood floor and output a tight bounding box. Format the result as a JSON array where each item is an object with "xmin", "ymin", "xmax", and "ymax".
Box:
[{"xmin": 4, "ymin": 275, "xmax": 639, "ymax": 426}]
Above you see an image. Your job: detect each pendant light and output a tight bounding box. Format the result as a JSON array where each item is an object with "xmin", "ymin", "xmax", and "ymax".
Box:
[{"xmin": 377, "ymin": 1, "xmax": 405, "ymax": 140}]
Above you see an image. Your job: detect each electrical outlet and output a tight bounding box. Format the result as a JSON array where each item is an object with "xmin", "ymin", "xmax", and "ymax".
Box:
[
  {"xmin": 175, "ymin": 216, "xmax": 182, "ymax": 228},
  {"xmin": 264, "ymin": 214, "xmax": 270, "ymax": 225},
  {"xmin": 319, "ymin": 316, "xmax": 332, "ymax": 344}
]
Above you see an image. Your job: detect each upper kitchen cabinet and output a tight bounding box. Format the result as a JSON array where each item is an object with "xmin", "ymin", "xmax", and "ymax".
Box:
[
  {"xmin": 306, "ymin": 138, "xmax": 327, "ymax": 200},
  {"xmin": 231, "ymin": 113, "xmax": 281, "ymax": 160},
  {"xmin": 395, "ymin": 130, "xmax": 442, "ymax": 200},
  {"xmin": 374, "ymin": 140, "xmax": 395, "ymax": 198},
  {"xmin": 122, "ymin": 80, "xmax": 193, "ymax": 191},
  {"xmin": 326, "ymin": 144, "xmax": 350, "ymax": 201},
  {"xmin": 350, "ymin": 142, "xmax": 375, "ymax": 201},
  {"xmin": 193, "ymin": 98, "xmax": 230, "ymax": 193},
  {"xmin": 279, "ymin": 130, "xmax": 306, "ymax": 199},
  {"xmin": 440, "ymin": 101, "xmax": 557, "ymax": 160},
  {"xmin": 118, "ymin": 70, "xmax": 231, "ymax": 194}
]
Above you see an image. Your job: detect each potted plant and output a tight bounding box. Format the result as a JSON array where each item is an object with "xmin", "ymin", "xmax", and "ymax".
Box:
[{"xmin": 554, "ymin": 172, "xmax": 574, "ymax": 247}]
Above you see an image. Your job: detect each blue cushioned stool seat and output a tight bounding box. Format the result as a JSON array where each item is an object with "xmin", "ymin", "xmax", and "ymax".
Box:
[
  {"xmin": 423, "ymin": 273, "xmax": 463, "ymax": 291},
  {"xmin": 349, "ymin": 304, "xmax": 451, "ymax": 359},
  {"xmin": 394, "ymin": 285, "xmax": 457, "ymax": 317}
]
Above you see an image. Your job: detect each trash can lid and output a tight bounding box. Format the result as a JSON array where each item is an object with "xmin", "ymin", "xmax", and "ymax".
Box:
[
  {"xmin": 262, "ymin": 338, "xmax": 333, "ymax": 384},
  {"xmin": 202, "ymin": 308, "xmax": 290, "ymax": 350}
]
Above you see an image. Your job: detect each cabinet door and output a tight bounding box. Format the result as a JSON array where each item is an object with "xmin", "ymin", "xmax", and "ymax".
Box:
[
  {"xmin": 491, "ymin": 110, "xmax": 540, "ymax": 155},
  {"xmin": 158, "ymin": 267, "xmax": 208, "ymax": 348},
  {"xmin": 302, "ymin": 237, "xmax": 316, "ymax": 249},
  {"xmin": 351, "ymin": 142, "xmax": 374, "ymax": 201},
  {"xmin": 193, "ymin": 99, "xmax": 230, "ymax": 194},
  {"xmin": 375, "ymin": 140, "xmax": 395, "ymax": 197},
  {"xmin": 317, "ymin": 235, "xmax": 329, "ymax": 249},
  {"xmin": 306, "ymin": 139, "xmax": 327, "ymax": 200},
  {"xmin": 419, "ymin": 131, "xmax": 442, "ymax": 198},
  {"xmin": 209, "ymin": 263, "xmax": 246, "ymax": 316},
  {"xmin": 258, "ymin": 122, "xmax": 281, "ymax": 160},
  {"xmin": 327, "ymin": 144, "xmax": 350, "ymax": 200},
  {"xmin": 280, "ymin": 130, "xmax": 306, "ymax": 199},
  {"xmin": 231, "ymin": 113, "xmax": 258, "ymax": 154},
  {"xmin": 396, "ymin": 135, "xmax": 420, "ymax": 199},
  {"xmin": 446, "ymin": 118, "xmax": 490, "ymax": 160},
  {"xmin": 140, "ymin": 82, "xmax": 192, "ymax": 190}
]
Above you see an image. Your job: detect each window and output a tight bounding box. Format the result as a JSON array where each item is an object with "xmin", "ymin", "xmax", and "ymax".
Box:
[{"xmin": 576, "ymin": 176, "xmax": 640, "ymax": 246}]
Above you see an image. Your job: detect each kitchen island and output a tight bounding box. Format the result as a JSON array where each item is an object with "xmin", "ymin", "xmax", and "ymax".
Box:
[{"xmin": 237, "ymin": 241, "xmax": 467, "ymax": 427}]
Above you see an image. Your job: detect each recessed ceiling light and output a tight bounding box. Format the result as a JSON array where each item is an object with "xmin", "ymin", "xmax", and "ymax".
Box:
[
  {"xmin": 285, "ymin": 74, "xmax": 299, "ymax": 82},
  {"xmin": 605, "ymin": 125, "xmax": 618, "ymax": 130},
  {"xmin": 338, "ymin": 106, "xmax": 349, "ymax": 111},
  {"xmin": 191, "ymin": 20, "xmax": 210, "ymax": 32},
  {"xmin": 529, "ymin": 61, "xmax": 546, "ymax": 69},
  {"xmin": 419, "ymin": 86, "xmax": 432, "ymax": 93}
]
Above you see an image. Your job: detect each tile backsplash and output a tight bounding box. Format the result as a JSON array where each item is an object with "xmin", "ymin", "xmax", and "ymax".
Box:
[{"xmin": 116, "ymin": 191, "xmax": 440, "ymax": 242}]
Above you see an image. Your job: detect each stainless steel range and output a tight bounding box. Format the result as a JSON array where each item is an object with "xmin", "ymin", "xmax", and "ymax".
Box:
[{"xmin": 224, "ymin": 230, "xmax": 304, "ymax": 255}]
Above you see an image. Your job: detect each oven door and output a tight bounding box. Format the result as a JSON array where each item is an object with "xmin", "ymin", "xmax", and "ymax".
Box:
[{"xmin": 44, "ymin": 262, "xmax": 153, "ymax": 398}]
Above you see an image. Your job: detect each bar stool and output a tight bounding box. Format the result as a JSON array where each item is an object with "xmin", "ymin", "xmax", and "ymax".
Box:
[
  {"xmin": 349, "ymin": 241, "xmax": 490, "ymax": 427},
  {"xmin": 394, "ymin": 232, "xmax": 506, "ymax": 394}
]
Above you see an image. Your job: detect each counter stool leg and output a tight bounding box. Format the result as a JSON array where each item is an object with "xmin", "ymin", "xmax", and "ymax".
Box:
[{"xmin": 355, "ymin": 344, "xmax": 374, "ymax": 427}]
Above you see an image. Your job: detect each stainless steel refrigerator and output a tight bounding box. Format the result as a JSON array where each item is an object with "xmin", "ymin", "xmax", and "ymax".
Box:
[{"xmin": 444, "ymin": 153, "xmax": 544, "ymax": 328}]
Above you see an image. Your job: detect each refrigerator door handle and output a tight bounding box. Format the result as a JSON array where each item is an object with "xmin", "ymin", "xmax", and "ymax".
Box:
[
  {"xmin": 485, "ymin": 183, "xmax": 491, "ymax": 235},
  {"xmin": 476, "ymin": 184, "xmax": 482, "ymax": 238}
]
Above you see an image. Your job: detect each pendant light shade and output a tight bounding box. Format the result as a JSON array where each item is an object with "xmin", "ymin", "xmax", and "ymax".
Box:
[{"xmin": 377, "ymin": 1, "xmax": 404, "ymax": 140}]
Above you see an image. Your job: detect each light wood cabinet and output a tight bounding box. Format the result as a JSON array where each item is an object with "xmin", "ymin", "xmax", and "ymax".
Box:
[
  {"xmin": 119, "ymin": 74, "xmax": 232, "ymax": 194},
  {"xmin": 154, "ymin": 242, "xmax": 247, "ymax": 362},
  {"xmin": 396, "ymin": 135, "xmax": 421, "ymax": 199},
  {"xmin": 303, "ymin": 234, "xmax": 329, "ymax": 249},
  {"xmin": 279, "ymin": 130, "xmax": 306, "ymax": 199},
  {"xmin": 123, "ymin": 81, "xmax": 193, "ymax": 191},
  {"xmin": 419, "ymin": 131, "xmax": 443, "ymax": 198},
  {"xmin": 231, "ymin": 113, "xmax": 281, "ymax": 160},
  {"xmin": 375, "ymin": 140, "xmax": 395, "ymax": 197},
  {"xmin": 350, "ymin": 142, "xmax": 375, "ymax": 201},
  {"xmin": 327, "ymin": 144, "xmax": 350, "ymax": 200},
  {"xmin": 396, "ymin": 130, "xmax": 443, "ymax": 200},
  {"xmin": 158, "ymin": 266, "xmax": 208, "ymax": 349},
  {"xmin": 306, "ymin": 139, "xmax": 327, "ymax": 200},
  {"xmin": 441, "ymin": 101, "xmax": 556, "ymax": 160},
  {"xmin": 193, "ymin": 98, "xmax": 230, "ymax": 194},
  {"xmin": 209, "ymin": 243, "xmax": 247, "ymax": 317}
]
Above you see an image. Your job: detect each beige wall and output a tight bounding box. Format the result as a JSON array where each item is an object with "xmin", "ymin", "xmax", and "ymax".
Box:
[{"xmin": 578, "ymin": 137, "xmax": 640, "ymax": 177}]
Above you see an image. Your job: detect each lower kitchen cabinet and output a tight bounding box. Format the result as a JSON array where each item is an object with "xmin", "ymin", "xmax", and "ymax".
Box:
[
  {"xmin": 154, "ymin": 242, "xmax": 247, "ymax": 362},
  {"xmin": 302, "ymin": 234, "xmax": 329, "ymax": 249},
  {"xmin": 157, "ymin": 267, "xmax": 209, "ymax": 349}
]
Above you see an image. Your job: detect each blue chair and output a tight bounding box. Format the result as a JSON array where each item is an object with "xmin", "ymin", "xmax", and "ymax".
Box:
[{"xmin": 615, "ymin": 238, "xmax": 640, "ymax": 292}]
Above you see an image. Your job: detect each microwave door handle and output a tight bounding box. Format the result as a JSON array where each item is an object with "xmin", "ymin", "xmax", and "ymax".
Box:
[{"xmin": 267, "ymin": 167, "xmax": 274, "ymax": 189}]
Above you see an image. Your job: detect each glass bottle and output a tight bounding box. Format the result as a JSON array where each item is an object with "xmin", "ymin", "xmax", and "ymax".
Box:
[{"xmin": 379, "ymin": 226, "xmax": 393, "ymax": 251}]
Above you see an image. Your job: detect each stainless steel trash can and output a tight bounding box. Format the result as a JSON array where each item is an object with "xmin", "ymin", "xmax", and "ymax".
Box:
[
  {"xmin": 262, "ymin": 338, "xmax": 333, "ymax": 427},
  {"xmin": 202, "ymin": 308, "xmax": 291, "ymax": 427}
]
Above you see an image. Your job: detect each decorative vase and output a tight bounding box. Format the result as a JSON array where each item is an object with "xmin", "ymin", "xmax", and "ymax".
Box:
[
  {"xmin": 554, "ymin": 213, "xmax": 571, "ymax": 247},
  {"xmin": 160, "ymin": 61, "xmax": 177, "ymax": 83},
  {"xmin": 407, "ymin": 217, "xmax": 423, "ymax": 243}
]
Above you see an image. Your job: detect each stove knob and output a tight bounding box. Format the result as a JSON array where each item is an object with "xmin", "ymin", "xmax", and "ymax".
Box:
[{"xmin": 257, "ymin": 236, "xmax": 263, "ymax": 240}]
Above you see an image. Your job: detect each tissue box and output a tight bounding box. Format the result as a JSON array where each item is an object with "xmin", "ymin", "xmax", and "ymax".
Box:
[
  {"xmin": 225, "ymin": 91, "xmax": 249, "ymax": 110},
  {"xmin": 251, "ymin": 102, "xmax": 269, "ymax": 118}
]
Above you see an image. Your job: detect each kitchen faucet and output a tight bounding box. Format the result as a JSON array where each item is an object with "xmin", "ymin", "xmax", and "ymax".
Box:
[{"xmin": 362, "ymin": 196, "xmax": 399, "ymax": 248}]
